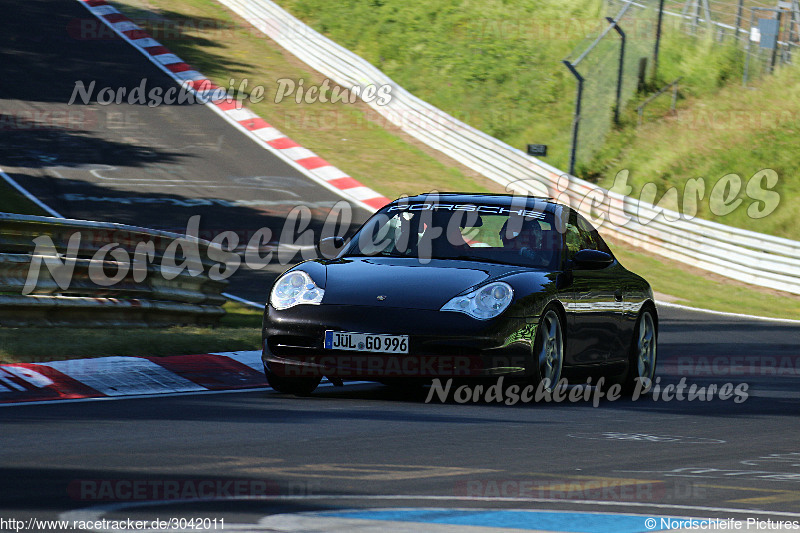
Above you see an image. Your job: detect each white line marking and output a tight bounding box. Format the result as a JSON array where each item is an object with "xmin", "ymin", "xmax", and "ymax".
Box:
[
  {"xmin": 0, "ymin": 380, "xmax": 370, "ymax": 408},
  {"xmin": 110, "ymin": 21, "xmax": 139, "ymax": 32},
  {"xmin": 313, "ymin": 166, "xmax": 350, "ymax": 181},
  {"xmin": 223, "ymin": 292, "xmax": 264, "ymax": 309},
  {"xmin": 748, "ymin": 389, "xmax": 800, "ymax": 399},
  {"xmin": 0, "ymin": 386, "xmax": 271, "ymax": 408},
  {"xmin": 251, "ymin": 127, "xmax": 285, "ymax": 142},
  {"xmin": 656, "ymin": 301, "xmax": 800, "ymax": 325},
  {"xmin": 225, "ymin": 107, "xmax": 260, "ymax": 122},
  {"xmin": 172, "ymin": 70, "xmax": 206, "ymax": 81},
  {"xmin": 44, "ymin": 356, "xmax": 206, "ymax": 396},
  {"xmin": 58, "ymin": 494, "xmax": 800, "ymax": 527},
  {"xmin": 202, "ymin": 103, "xmax": 382, "ymax": 212},
  {"xmin": 0, "ymin": 167, "xmax": 63, "ymax": 217},
  {"xmin": 152, "ymin": 53, "xmax": 184, "ymax": 65},
  {"xmin": 280, "ymin": 147, "xmax": 317, "ymax": 161},
  {"xmin": 344, "ymin": 185, "xmax": 385, "ymax": 201},
  {"xmin": 90, "ymin": 5, "xmax": 117, "ymax": 15},
  {"xmin": 71, "ymin": 0, "xmax": 386, "ymax": 213},
  {"xmin": 259, "ymin": 512, "xmax": 538, "ymax": 533},
  {"xmin": 214, "ymin": 350, "xmax": 264, "ymax": 371},
  {"xmin": 130, "ymin": 37, "xmax": 161, "ymax": 48}
]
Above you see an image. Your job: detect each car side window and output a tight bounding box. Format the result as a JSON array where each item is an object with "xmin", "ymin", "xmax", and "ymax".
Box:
[
  {"xmin": 564, "ymin": 214, "xmax": 582, "ymax": 260},
  {"xmin": 565, "ymin": 211, "xmax": 615, "ymax": 264},
  {"xmin": 576, "ymin": 213, "xmax": 612, "ymax": 255}
]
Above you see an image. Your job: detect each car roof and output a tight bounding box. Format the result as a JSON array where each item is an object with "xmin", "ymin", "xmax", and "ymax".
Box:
[{"xmin": 389, "ymin": 192, "xmax": 563, "ymax": 214}]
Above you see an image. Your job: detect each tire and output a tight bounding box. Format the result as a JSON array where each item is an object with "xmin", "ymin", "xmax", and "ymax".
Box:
[
  {"xmin": 264, "ymin": 366, "xmax": 321, "ymax": 396},
  {"xmin": 619, "ymin": 308, "xmax": 657, "ymax": 396},
  {"xmin": 530, "ymin": 307, "xmax": 564, "ymax": 393}
]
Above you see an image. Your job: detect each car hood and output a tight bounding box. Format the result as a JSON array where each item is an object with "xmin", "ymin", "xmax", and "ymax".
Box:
[{"xmin": 319, "ymin": 257, "xmax": 528, "ymax": 310}]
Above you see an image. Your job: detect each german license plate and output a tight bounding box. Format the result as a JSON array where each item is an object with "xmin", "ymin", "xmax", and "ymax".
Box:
[{"xmin": 324, "ymin": 331, "xmax": 409, "ymax": 354}]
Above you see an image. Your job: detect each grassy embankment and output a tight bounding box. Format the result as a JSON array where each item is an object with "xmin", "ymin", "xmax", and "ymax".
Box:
[
  {"xmin": 0, "ymin": 301, "xmax": 262, "ymax": 363},
  {"xmin": 273, "ymin": 0, "xmax": 800, "ymax": 239}
]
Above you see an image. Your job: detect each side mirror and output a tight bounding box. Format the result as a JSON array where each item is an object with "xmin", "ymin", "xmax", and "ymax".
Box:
[
  {"xmin": 318, "ymin": 236, "xmax": 347, "ymax": 259},
  {"xmin": 572, "ymin": 249, "xmax": 613, "ymax": 270}
]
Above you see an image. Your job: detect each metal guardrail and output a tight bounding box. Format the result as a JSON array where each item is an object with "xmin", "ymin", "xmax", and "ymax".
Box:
[
  {"xmin": 0, "ymin": 213, "xmax": 228, "ymax": 327},
  {"xmin": 217, "ymin": 0, "xmax": 800, "ymax": 296}
]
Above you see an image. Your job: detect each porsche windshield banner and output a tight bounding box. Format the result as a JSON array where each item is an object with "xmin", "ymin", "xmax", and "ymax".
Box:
[{"xmin": 386, "ymin": 203, "xmax": 548, "ymax": 219}]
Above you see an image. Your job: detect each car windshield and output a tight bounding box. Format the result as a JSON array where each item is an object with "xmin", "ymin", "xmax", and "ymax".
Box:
[{"xmin": 341, "ymin": 202, "xmax": 563, "ymax": 269}]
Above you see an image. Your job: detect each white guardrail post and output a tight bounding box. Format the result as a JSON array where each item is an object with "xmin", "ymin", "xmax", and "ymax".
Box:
[
  {"xmin": 216, "ymin": 0, "xmax": 800, "ymax": 296},
  {"xmin": 0, "ymin": 213, "xmax": 228, "ymax": 327}
]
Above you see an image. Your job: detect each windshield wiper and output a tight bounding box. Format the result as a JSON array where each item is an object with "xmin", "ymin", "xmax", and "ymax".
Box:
[{"xmin": 339, "ymin": 250, "xmax": 407, "ymax": 258}]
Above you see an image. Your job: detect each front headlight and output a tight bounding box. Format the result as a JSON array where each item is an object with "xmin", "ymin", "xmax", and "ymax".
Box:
[
  {"xmin": 441, "ymin": 281, "xmax": 513, "ymax": 320},
  {"xmin": 270, "ymin": 270, "xmax": 324, "ymax": 310}
]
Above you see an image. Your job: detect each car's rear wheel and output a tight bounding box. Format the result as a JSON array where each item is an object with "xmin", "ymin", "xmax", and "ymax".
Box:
[
  {"xmin": 264, "ymin": 366, "xmax": 321, "ymax": 396},
  {"xmin": 531, "ymin": 308, "xmax": 564, "ymax": 393},
  {"xmin": 620, "ymin": 308, "xmax": 657, "ymax": 396}
]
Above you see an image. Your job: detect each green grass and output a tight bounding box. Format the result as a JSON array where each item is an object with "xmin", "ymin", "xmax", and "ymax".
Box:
[
  {"xmin": 274, "ymin": 0, "xmax": 603, "ymax": 172},
  {"xmin": 590, "ymin": 59, "xmax": 800, "ymax": 240},
  {"xmin": 0, "ymin": 187, "xmax": 48, "ymax": 215},
  {"xmin": 608, "ymin": 241, "xmax": 800, "ymax": 320},
  {"xmin": 0, "ymin": 302, "xmax": 262, "ymax": 364},
  {"xmin": 269, "ymin": 0, "xmax": 800, "ymax": 241}
]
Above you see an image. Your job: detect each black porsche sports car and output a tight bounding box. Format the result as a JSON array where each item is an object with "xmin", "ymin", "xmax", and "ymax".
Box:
[{"xmin": 262, "ymin": 193, "xmax": 657, "ymax": 396}]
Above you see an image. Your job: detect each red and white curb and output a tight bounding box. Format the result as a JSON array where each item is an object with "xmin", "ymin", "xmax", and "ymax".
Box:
[
  {"xmin": 0, "ymin": 351, "xmax": 267, "ymax": 404},
  {"xmin": 76, "ymin": 0, "xmax": 389, "ymax": 213},
  {"xmin": 2, "ymin": 350, "xmax": 793, "ymax": 404}
]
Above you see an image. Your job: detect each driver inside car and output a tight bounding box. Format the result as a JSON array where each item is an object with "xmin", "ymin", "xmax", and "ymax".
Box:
[
  {"xmin": 428, "ymin": 213, "xmax": 482, "ymax": 257},
  {"xmin": 499, "ymin": 218, "xmax": 552, "ymax": 267}
]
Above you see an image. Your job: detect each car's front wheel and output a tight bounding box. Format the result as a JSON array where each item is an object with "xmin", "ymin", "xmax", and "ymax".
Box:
[
  {"xmin": 530, "ymin": 307, "xmax": 564, "ymax": 393},
  {"xmin": 619, "ymin": 307, "xmax": 657, "ymax": 396},
  {"xmin": 264, "ymin": 366, "xmax": 321, "ymax": 396}
]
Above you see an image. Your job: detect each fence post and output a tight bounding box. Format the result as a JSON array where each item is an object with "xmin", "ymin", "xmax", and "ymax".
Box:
[
  {"xmin": 790, "ymin": 0, "xmax": 800, "ymax": 62},
  {"xmin": 671, "ymin": 80, "xmax": 680, "ymax": 113},
  {"xmin": 701, "ymin": 0, "xmax": 713, "ymax": 31},
  {"xmin": 770, "ymin": 10, "xmax": 782, "ymax": 73},
  {"xmin": 743, "ymin": 8, "xmax": 756, "ymax": 87},
  {"xmin": 606, "ymin": 17, "xmax": 626, "ymax": 125},
  {"xmin": 653, "ymin": 0, "xmax": 665, "ymax": 80},
  {"xmin": 734, "ymin": 0, "xmax": 744, "ymax": 37},
  {"xmin": 562, "ymin": 60, "xmax": 583, "ymax": 176}
]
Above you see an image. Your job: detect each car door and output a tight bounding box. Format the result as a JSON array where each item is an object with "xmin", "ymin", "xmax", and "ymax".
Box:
[{"xmin": 564, "ymin": 212, "xmax": 623, "ymax": 364}]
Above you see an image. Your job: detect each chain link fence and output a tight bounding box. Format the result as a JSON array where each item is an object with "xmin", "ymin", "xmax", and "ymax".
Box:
[
  {"xmin": 563, "ymin": 0, "xmax": 800, "ymax": 173},
  {"xmin": 663, "ymin": 0, "xmax": 799, "ymax": 85},
  {"xmin": 563, "ymin": 0, "xmax": 660, "ymax": 174}
]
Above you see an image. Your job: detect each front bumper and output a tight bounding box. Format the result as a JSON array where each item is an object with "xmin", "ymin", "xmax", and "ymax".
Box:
[{"xmin": 262, "ymin": 304, "xmax": 537, "ymax": 380}]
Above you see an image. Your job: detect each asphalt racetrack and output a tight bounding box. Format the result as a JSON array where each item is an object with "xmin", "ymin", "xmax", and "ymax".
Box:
[
  {"xmin": 1, "ymin": 306, "xmax": 800, "ymax": 531},
  {"xmin": 0, "ymin": 0, "xmax": 371, "ymax": 302},
  {"xmin": 1, "ymin": 1, "xmax": 800, "ymax": 531}
]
